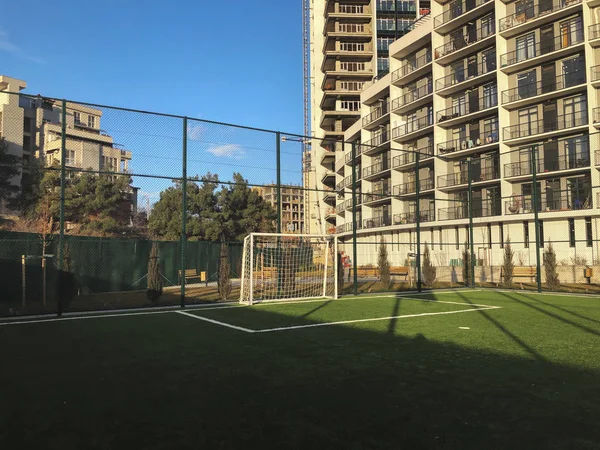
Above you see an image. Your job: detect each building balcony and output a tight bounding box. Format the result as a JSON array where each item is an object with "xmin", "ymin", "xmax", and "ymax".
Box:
[
  {"xmin": 438, "ymin": 202, "xmax": 502, "ymax": 220},
  {"xmin": 390, "ymin": 83, "xmax": 433, "ymax": 115},
  {"xmin": 391, "ymin": 116, "xmax": 434, "ymax": 142},
  {"xmin": 435, "ymin": 59, "xmax": 496, "ymax": 95},
  {"xmin": 437, "ymin": 131, "xmax": 499, "ymax": 157},
  {"xmin": 321, "ymin": 170, "xmax": 336, "ymax": 185},
  {"xmin": 393, "ymin": 208, "xmax": 435, "ymax": 225},
  {"xmin": 362, "ymin": 158, "xmax": 392, "ymax": 180},
  {"xmin": 589, "ymin": 24, "xmax": 600, "ymax": 46},
  {"xmin": 594, "ymin": 108, "xmax": 600, "ymax": 127},
  {"xmin": 326, "ymin": 3, "xmax": 372, "ymax": 17},
  {"xmin": 505, "ymin": 189, "xmax": 592, "ymax": 215},
  {"xmin": 436, "ymin": 97, "xmax": 498, "ymax": 127},
  {"xmin": 499, "ymin": 0, "xmax": 582, "ymax": 38},
  {"xmin": 336, "ymin": 175, "xmax": 352, "ymax": 191},
  {"xmin": 391, "ymin": 52, "xmax": 432, "ymax": 87},
  {"xmin": 345, "ymin": 144, "xmax": 363, "ymax": 165},
  {"xmin": 363, "ymin": 101, "xmax": 391, "ymax": 130},
  {"xmin": 503, "ymin": 112, "xmax": 588, "ymax": 142},
  {"xmin": 363, "ymin": 215, "xmax": 392, "ymax": 229},
  {"xmin": 363, "ymin": 188, "xmax": 392, "ymax": 205},
  {"xmin": 499, "ymin": 32, "xmax": 585, "ymax": 74},
  {"xmin": 434, "ymin": 24, "xmax": 496, "ymax": 65},
  {"xmin": 501, "ymin": 72, "xmax": 586, "ymax": 109},
  {"xmin": 343, "ymin": 196, "xmax": 363, "ymax": 210},
  {"xmin": 339, "ymin": 221, "xmax": 363, "ymax": 233},
  {"xmin": 596, "ymin": 149, "xmax": 600, "ymax": 166},
  {"xmin": 504, "ymin": 152, "xmax": 590, "ymax": 179},
  {"xmin": 393, "ymin": 178, "xmax": 435, "ymax": 196},
  {"xmin": 323, "ymin": 188, "xmax": 337, "ymax": 204},
  {"xmin": 437, "ymin": 166, "xmax": 499, "ymax": 189},
  {"xmin": 392, "ymin": 144, "xmax": 435, "ymax": 170},
  {"xmin": 591, "ymin": 65, "xmax": 600, "ymax": 87},
  {"xmin": 434, "ymin": 0, "xmax": 494, "ymax": 34},
  {"xmin": 361, "ymin": 130, "xmax": 391, "ymax": 155},
  {"xmin": 325, "ymin": 207, "xmax": 337, "ymax": 221}
]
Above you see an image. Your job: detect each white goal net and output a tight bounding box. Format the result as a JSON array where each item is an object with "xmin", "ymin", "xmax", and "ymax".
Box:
[{"xmin": 240, "ymin": 233, "xmax": 338, "ymax": 304}]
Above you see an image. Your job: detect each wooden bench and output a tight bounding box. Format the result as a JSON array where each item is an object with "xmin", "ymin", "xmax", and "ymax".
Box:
[
  {"xmin": 349, "ymin": 266, "xmax": 410, "ymax": 280},
  {"xmin": 178, "ymin": 269, "xmax": 206, "ymax": 285},
  {"xmin": 390, "ymin": 266, "xmax": 410, "ymax": 280},
  {"xmin": 500, "ymin": 266, "xmax": 537, "ymax": 283}
]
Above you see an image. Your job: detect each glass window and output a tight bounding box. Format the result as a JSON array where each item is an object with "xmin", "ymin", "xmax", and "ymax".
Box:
[
  {"xmin": 517, "ymin": 70, "xmax": 537, "ymax": 100},
  {"xmin": 568, "ymin": 218, "xmax": 575, "ymax": 247},
  {"xmin": 585, "ymin": 217, "xmax": 593, "ymax": 247},
  {"xmin": 563, "ymin": 95, "xmax": 587, "ymax": 127},
  {"xmin": 483, "ymin": 82, "xmax": 497, "ymax": 108},
  {"xmin": 518, "ymin": 106, "xmax": 539, "ymax": 137},
  {"xmin": 499, "ymin": 222, "xmax": 504, "ymax": 248},
  {"xmin": 516, "ymin": 32, "xmax": 536, "ymax": 63},
  {"xmin": 523, "ymin": 221, "xmax": 529, "ymax": 248}
]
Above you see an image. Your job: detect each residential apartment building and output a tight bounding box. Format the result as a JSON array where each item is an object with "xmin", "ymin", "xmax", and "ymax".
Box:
[
  {"xmin": 0, "ymin": 75, "xmax": 135, "ymax": 217},
  {"xmin": 255, "ymin": 185, "xmax": 305, "ymax": 233},
  {"xmin": 335, "ymin": 0, "xmax": 600, "ymax": 268},
  {"xmin": 307, "ymin": 0, "xmax": 430, "ymax": 235}
]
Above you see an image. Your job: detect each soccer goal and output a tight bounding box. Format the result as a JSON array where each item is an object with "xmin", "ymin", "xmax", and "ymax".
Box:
[{"xmin": 240, "ymin": 233, "xmax": 338, "ymax": 305}]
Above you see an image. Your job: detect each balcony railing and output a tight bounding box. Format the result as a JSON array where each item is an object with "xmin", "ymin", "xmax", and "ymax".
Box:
[
  {"xmin": 434, "ymin": 0, "xmax": 492, "ymax": 27},
  {"xmin": 499, "ymin": 0, "xmax": 582, "ymax": 32},
  {"xmin": 393, "ymin": 178, "xmax": 435, "ymax": 196},
  {"xmin": 503, "ymin": 112, "xmax": 588, "ymax": 140},
  {"xmin": 361, "ymin": 130, "xmax": 390, "ymax": 152},
  {"xmin": 596, "ymin": 150, "xmax": 600, "ymax": 165},
  {"xmin": 393, "ymin": 209, "xmax": 436, "ymax": 225},
  {"xmin": 504, "ymin": 152, "xmax": 590, "ymax": 177},
  {"xmin": 392, "ymin": 144, "xmax": 435, "ymax": 167},
  {"xmin": 391, "ymin": 52, "xmax": 432, "ymax": 83},
  {"xmin": 590, "ymin": 23, "xmax": 600, "ymax": 40},
  {"xmin": 392, "ymin": 116, "xmax": 433, "ymax": 139},
  {"xmin": 434, "ymin": 23, "xmax": 496, "ymax": 59},
  {"xmin": 439, "ymin": 202, "xmax": 502, "ymax": 220},
  {"xmin": 437, "ymin": 165, "xmax": 499, "ymax": 187},
  {"xmin": 363, "ymin": 158, "xmax": 392, "ymax": 178},
  {"xmin": 438, "ymin": 131, "xmax": 499, "ymax": 154},
  {"xmin": 594, "ymin": 107, "xmax": 600, "ymax": 123},
  {"xmin": 345, "ymin": 144, "xmax": 363, "ymax": 163},
  {"xmin": 592, "ymin": 65, "xmax": 600, "ymax": 82},
  {"xmin": 363, "ymin": 188, "xmax": 391, "ymax": 203},
  {"xmin": 437, "ymin": 96, "xmax": 498, "ymax": 122},
  {"xmin": 500, "ymin": 30, "xmax": 584, "ymax": 68},
  {"xmin": 363, "ymin": 102, "xmax": 390, "ymax": 127},
  {"xmin": 501, "ymin": 71, "xmax": 585, "ymax": 104},
  {"xmin": 363, "ymin": 216, "xmax": 392, "ymax": 229},
  {"xmin": 391, "ymin": 83, "xmax": 433, "ymax": 111},
  {"xmin": 435, "ymin": 57, "xmax": 496, "ymax": 90},
  {"xmin": 505, "ymin": 189, "xmax": 592, "ymax": 215}
]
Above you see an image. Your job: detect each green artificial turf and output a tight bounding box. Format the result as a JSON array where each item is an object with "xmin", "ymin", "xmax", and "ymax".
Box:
[{"xmin": 1, "ymin": 290, "xmax": 599, "ymax": 449}]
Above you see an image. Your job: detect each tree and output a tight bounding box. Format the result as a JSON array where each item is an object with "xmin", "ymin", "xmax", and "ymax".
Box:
[
  {"xmin": 0, "ymin": 138, "xmax": 20, "ymax": 213},
  {"xmin": 218, "ymin": 237, "xmax": 232, "ymax": 301},
  {"xmin": 422, "ymin": 242, "xmax": 436, "ymax": 288},
  {"xmin": 378, "ymin": 237, "xmax": 391, "ymax": 290},
  {"xmin": 462, "ymin": 242, "xmax": 471, "ymax": 287},
  {"xmin": 544, "ymin": 241, "xmax": 560, "ymax": 290},
  {"xmin": 502, "ymin": 238, "xmax": 515, "ymax": 287},
  {"xmin": 57, "ymin": 242, "xmax": 77, "ymax": 308},
  {"xmin": 147, "ymin": 242, "xmax": 162, "ymax": 303}
]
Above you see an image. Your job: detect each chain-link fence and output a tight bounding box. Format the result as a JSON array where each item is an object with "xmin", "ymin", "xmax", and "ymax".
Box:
[{"xmin": 0, "ymin": 91, "xmax": 599, "ymax": 317}]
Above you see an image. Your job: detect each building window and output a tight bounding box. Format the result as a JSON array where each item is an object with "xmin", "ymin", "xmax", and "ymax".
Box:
[
  {"xmin": 538, "ymin": 220, "xmax": 544, "ymax": 248},
  {"xmin": 568, "ymin": 218, "xmax": 575, "ymax": 247},
  {"xmin": 23, "ymin": 117, "xmax": 32, "ymax": 133},
  {"xmin": 523, "ymin": 221, "xmax": 529, "ymax": 248},
  {"xmin": 518, "ymin": 107, "xmax": 538, "ymax": 136},
  {"xmin": 88, "ymin": 115, "xmax": 96, "ymax": 128},
  {"xmin": 585, "ymin": 217, "xmax": 592, "ymax": 247},
  {"xmin": 73, "ymin": 111, "xmax": 81, "ymax": 125},
  {"xmin": 439, "ymin": 227, "xmax": 443, "ymax": 251},
  {"xmin": 487, "ymin": 223, "xmax": 492, "ymax": 248},
  {"xmin": 499, "ymin": 222, "xmax": 504, "ymax": 248},
  {"xmin": 65, "ymin": 150, "xmax": 76, "ymax": 166},
  {"xmin": 455, "ymin": 226, "xmax": 459, "ymax": 249},
  {"xmin": 409, "ymin": 230, "xmax": 413, "ymax": 250}
]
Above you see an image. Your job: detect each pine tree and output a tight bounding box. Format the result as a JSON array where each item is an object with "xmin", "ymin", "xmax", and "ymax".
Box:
[
  {"xmin": 422, "ymin": 242, "xmax": 436, "ymax": 288},
  {"xmin": 544, "ymin": 241, "xmax": 560, "ymax": 290},
  {"xmin": 378, "ymin": 237, "xmax": 391, "ymax": 289},
  {"xmin": 218, "ymin": 238, "xmax": 232, "ymax": 301},
  {"xmin": 502, "ymin": 238, "xmax": 515, "ymax": 287},
  {"xmin": 462, "ymin": 242, "xmax": 471, "ymax": 287},
  {"xmin": 147, "ymin": 242, "xmax": 162, "ymax": 303}
]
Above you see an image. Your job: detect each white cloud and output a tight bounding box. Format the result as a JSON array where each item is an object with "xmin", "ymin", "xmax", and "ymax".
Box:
[
  {"xmin": 187, "ymin": 123, "xmax": 205, "ymax": 141},
  {"xmin": 0, "ymin": 27, "xmax": 45, "ymax": 63},
  {"xmin": 206, "ymin": 144, "xmax": 246, "ymax": 159}
]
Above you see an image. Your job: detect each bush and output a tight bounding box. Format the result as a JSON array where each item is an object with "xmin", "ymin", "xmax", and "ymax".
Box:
[
  {"xmin": 544, "ymin": 242, "xmax": 560, "ymax": 290},
  {"xmin": 218, "ymin": 240, "xmax": 232, "ymax": 301},
  {"xmin": 462, "ymin": 242, "xmax": 471, "ymax": 287},
  {"xmin": 147, "ymin": 241, "xmax": 162, "ymax": 303},
  {"xmin": 503, "ymin": 239, "xmax": 515, "ymax": 287},
  {"xmin": 422, "ymin": 242, "xmax": 436, "ymax": 288},
  {"xmin": 378, "ymin": 237, "xmax": 391, "ymax": 290}
]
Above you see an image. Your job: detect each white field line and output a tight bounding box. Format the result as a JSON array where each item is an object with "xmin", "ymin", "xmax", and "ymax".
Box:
[
  {"xmin": 0, "ymin": 309, "xmax": 175, "ymax": 327},
  {"xmin": 255, "ymin": 305, "xmax": 503, "ymax": 333},
  {"xmin": 175, "ymin": 310, "xmax": 255, "ymax": 333},
  {"xmin": 485, "ymin": 288, "xmax": 600, "ymax": 300}
]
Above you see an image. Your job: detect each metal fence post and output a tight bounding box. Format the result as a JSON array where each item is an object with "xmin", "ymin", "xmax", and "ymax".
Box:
[
  {"xmin": 181, "ymin": 117, "xmax": 188, "ymax": 308},
  {"xmin": 530, "ymin": 145, "xmax": 542, "ymax": 293},
  {"xmin": 415, "ymin": 151, "xmax": 422, "ymax": 292},
  {"xmin": 57, "ymin": 99, "xmax": 67, "ymax": 316},
  {"xmin": 351, "ymin": 141, "xmax": 358, "ymax": 296},
  {"xmin": 276, "ymin": 132, "xmax": 282, "ymax": 234},
  {"xmin": 467, "ymin": 157, "xmax": 475, "ymax": 288}
]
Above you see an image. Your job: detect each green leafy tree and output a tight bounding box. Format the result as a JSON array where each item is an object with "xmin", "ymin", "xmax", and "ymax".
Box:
[
  {"xmin": 147, "ymin": 241, "xmax": 162, "ymax": 303},
  {"xmin": 0, "ymin": 138, "xmax": 20, "ymax": 210},
  {"xmin": 422, "ymin": 242, "xmax": 436, "ymax": 288},
  {"xmin": 462, "ymin": 242, "xmax": 472, "ymax": 287},
  {"xmin": 378, "ymin": 237, "xmax": 391, "ymax": 290},
  {"xmin": 502, "ymin": 238, "xmax": 515, "ymax": 287},
  {"xmin": 544, "ymin": 241, "xmax": 560, "ymax": 290},
  {"xmin": 218, "ymin": 237, "xmax": 232, "ymax": 301}
]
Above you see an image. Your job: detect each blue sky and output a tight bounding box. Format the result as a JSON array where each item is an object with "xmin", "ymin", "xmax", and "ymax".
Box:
[{"xmin": 1, "ymin": 0, "xmax": 306, "ymax": 202}]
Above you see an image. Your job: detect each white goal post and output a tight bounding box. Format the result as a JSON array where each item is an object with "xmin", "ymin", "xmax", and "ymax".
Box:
[{"xmin": 240, "ymin": 233, "xmax": 338, "ymax": 305}]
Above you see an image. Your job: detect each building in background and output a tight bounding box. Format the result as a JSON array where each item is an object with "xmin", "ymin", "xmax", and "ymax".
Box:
[
  {"xmin": 307, "ymin": 0, "xmax": 430, "ymax": 235},
  {"xmin": 255, "ymin": 184, "xmax": 305, "ymax": 233},
  {"xmin": 335, "ymin": 0, "xmax": 599, "ymax": 267}
]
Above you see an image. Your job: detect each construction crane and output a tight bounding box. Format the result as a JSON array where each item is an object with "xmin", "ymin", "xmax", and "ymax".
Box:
[{"xmin": 302, "ymin": 0, "xmax": 314, "ymax": 233}]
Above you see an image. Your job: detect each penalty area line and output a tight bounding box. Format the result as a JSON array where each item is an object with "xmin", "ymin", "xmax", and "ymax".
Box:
[
  {"xmin": 175, "ymin": 310, "xmax": 256, "ymax": 333},
  {"xmin": 255, "ymin": 305, "xmax": 502, "ymax": 334}
]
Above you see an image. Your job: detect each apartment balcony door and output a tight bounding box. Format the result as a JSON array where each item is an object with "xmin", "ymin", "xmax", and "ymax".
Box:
[
  {"xmin": 544, "ymin": 179, "xmax": 561, "ymax": 210},
  {"xmin": 560, "ymin": 17, "xmax": 584, "ymax": 47},
  {"xmin": 563, "ymin": 95, "xmax": 586, "ymax": 127},
  {"xmin": 472, "ymin": 191, "xmax": 483, "ymax": 217},
  {"xmin": 523, "ymin": 182, "xmax": 542, "ymax": 211},
  {"xmin": 568, "ymin": 176, "xmax": 591, "ymax": 209},
  {"xmin": 543, "ymin": 140, "xmax": 559, "ymax": 171},
  {"xmin": 516, "ymin": 0, "xmax": 535, "ymax": 19},
  {"xmin": 565, "ymin": 135, "xmax": 589, "ymax": 168},
  {"xmin": 452, "ymin": 61, "xmax": 465, "ymax": 84},
  {"xmin": 518, "ymin": 70, "xmax": 537, "ymax": 99},
  {"xmin": 543, "ymin": 101, "xmax": 557, "ymax": 132},
  {"xmin": 482, "ymin": 48, "xmax": 496, "ymax": 73},
  {"xmin": 453, "ymin": 95, "xmax": 466, "ymax": 116},
  {"xmin": 470, "ymin": 157, "xmax": 482, "ymax": 181},
  {"xmin": 470, "ymin": 120, "xmax": 480, "ymax": 142},
  {"xmin": 539, "ymin": 0, "xmax": 552, "ymax": 14},
  {"xmin": 540, "ymin": 26, "xmax": 555, "ymax": 55},
  {"xmin": 516, "ymin": 32, "xmax": 536, "ymax": 62},
  {"xmin": 468, "ymin": 89, "xmax": 479, "ymax": 114},
  {"xmin": 466, "ymin": 0, "xmax": 476, "ymax": 12},
  {"xmin": 541, "ymin": 63, "xmax": 556, "ymax": 93},
  {"xmin": 467, "ymin": 55, "xmax": 477, "ymax": 78},
  {"xmin": 467, "ymin": 21, "xmax": 477, "ymax": 43}
]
